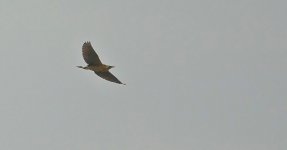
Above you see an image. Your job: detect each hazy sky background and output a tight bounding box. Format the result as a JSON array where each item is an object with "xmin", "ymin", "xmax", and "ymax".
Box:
[{"xmin": 0, "ymin": 0, "xmax": 286, "ymax": 150}]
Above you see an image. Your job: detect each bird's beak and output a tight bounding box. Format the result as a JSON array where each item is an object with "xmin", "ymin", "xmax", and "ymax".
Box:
[{"xmin": 77, "ymin": 66, "xmax": 84, "ymax": 68}]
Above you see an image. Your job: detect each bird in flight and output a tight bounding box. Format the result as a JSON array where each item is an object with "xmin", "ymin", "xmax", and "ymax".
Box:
[{"xmin": 77, "ymin": 41, "xmax": 125, "ymax": 85}]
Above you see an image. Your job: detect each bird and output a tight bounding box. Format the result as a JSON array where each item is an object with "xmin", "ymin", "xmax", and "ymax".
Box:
[{"xmin": 77, "ymin": 41, "xmax": 125, "ymax": 85}]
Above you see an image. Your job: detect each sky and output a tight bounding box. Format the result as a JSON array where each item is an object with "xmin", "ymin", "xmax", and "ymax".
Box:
[{"xmin": 0, "ymin": 0, "xmax": 286, "ymax": 150}]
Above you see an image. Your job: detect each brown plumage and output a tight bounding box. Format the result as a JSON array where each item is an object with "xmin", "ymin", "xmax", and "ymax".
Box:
[
  {"xmin": 77, "ymin": 42, "xmax": 125, "ymax": 85},
  {"xmin": 82, "ymin": 41, "xmax": 102, "ymax": 65}
]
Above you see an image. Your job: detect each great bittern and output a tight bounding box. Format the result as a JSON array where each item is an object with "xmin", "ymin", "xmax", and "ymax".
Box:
[{"xmin": 77, "ymin": 41, "xmax": 125, "ymax": 85}]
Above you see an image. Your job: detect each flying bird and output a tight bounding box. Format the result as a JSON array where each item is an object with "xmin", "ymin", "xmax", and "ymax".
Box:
[{"xmin": 77, "ymin": 41, "xmax": 125, "ymax": 85}]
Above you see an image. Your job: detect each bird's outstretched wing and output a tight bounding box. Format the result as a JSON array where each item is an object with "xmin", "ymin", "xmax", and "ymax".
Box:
[
  {"xmin": 94, "ymin": 71, "xmax": 125, "ymax": 84},
  {"xmin": 82, "ymin": 41, "xmax": 102, "ymax": 65}
]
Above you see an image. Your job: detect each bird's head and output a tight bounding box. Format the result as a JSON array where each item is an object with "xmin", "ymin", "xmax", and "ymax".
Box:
[
  {"xmin": 77, "ymin": 66, "xmax": 88, "ymax": 69},
  {"xmin": 108, "ymin": 66, "xmax": 114, "ymax": 70}
]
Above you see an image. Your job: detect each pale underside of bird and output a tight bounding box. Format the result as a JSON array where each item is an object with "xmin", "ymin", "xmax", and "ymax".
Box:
[{"xmin": 77, "ymin": 41, "xmax": 125, "ymax": 85}]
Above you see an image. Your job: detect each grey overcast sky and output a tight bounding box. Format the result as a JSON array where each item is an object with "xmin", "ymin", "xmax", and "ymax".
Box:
[{"xmin": 0, "ymin": 0, "xmax": 286, "ymax": 150}]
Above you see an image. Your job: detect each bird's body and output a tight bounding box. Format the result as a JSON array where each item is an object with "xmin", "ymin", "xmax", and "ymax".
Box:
[
  {"xmin": 77, "ymin": 41, "xmax": 125, "ymax": 85},
  {"xmin": 78, "ymin": 64, "xmax": 113, "ymax": 72}
]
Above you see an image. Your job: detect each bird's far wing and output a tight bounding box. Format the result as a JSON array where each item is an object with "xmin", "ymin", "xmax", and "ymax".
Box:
[
  {"xmin": 94, "ymin": 71, "xmax": 124, "ymax": 84},
  {"xmin": 82, "ymin": 41, "xmax": 102, "ymax": 65}
]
